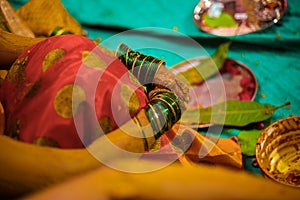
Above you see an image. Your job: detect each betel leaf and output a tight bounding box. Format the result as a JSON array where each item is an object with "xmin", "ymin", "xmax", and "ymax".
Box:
[
  {"xmin": 237, "ymin": 129, "xmax": 262, "ymax": 156},
  {"xmin": 181, "ymin": 100, "xmax": 290, "ymax": 127},
  {"xmin": 177, "ymin": 39, "xmax": 233, "ymax": 85},
  {"xmin": 203, "ymin": 13, "xmax": 238, "ymax": 28}
]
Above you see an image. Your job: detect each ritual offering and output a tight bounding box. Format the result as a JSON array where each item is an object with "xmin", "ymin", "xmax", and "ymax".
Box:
[
  {"xmin": 0, "ymin": 33, "xmax": 245, "ymax": 198},
  {"xmin": 193, "ymin": 0, "xmax": 288, "ymax": 36},
  {"xmin": 0, "ymin": 1, "xmax": 296, "ymax": 198},
  {"xmin": 256, "ymin": 116, "xmax": 300, "ymax": 188},
  {"xmin": 172, "ymin": 57, "xmax": 258, "ymax": 108}
]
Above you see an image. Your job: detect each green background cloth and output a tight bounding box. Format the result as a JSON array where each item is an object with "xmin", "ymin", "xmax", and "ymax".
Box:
[
  {"xmin": 9, "ymin": 0, "xmax": 300, "ymax": 172},
  {"xmin": 11, "ymin": 0, "xmax": 299, "ymax": 120}
]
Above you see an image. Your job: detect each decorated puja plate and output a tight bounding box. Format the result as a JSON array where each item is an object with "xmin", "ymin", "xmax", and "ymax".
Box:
[
  {"xmin": 171, "ymin": 57, "xmax": 258, "ymax": 108},
  {"xmin": 256, "ymin": 116, "xmax": 300, "ymax": 188},
  {"xmin": 193, "ymin": 0, "xmax": 288, "ymax": 36}
]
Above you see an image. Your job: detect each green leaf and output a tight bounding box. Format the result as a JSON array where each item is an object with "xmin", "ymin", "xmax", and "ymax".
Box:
[
  {"xmin": 177, "ymin": 39, "xmax": 232, "ymax": 85},
  {"xmin": 181, "ymin": 100, "xmax": 290, "ymax": 127},
  {"xmin": 211, "ymin": 38, "xmax": 233, "ymax": 68},
  {"xmin": 237, "ymin": 129, "xmax": 262, "ymax": 156},
  {"xmin": 203, "ymin": 13, "xmax": 238, "ymax": 28}
]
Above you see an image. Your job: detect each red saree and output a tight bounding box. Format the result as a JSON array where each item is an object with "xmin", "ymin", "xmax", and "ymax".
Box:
[
  {"xmin": 0, "ymin": 34, "xmax": 148, "ymax": 148},
  {"xmin": 0, "ymin": 34, "xmax": 242, "ymax": 168}
]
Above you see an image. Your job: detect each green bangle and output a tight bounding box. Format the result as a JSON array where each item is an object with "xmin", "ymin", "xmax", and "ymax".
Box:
[
  {"xmin": 50, "ymin": 27, "xmax": 72, "ymax": 36},
  {"xmin": 151, "ymin": 92, "xmax": 181, "ymax": 123},
  {"xmin": 115, "ymin": 43, "xmax": 165, "ymax": 85},
  {"xmin": 146, "ymin": 103, "xmax": 167, "ymax": 139},
  {"xmin": 154, "ymin": 100, "xmax": 173, "ymax": 127},
  {"xmin": 145, "ymin": 89, "xmax": 181, "ymax": 140},
  {"xmin": 143, "ymin": 58, "xmax": 164, "ymax": 85}
]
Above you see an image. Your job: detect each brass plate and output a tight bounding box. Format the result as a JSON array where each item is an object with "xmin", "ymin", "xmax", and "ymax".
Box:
[
  {"xmin": 256, "ymin": 116, "xmax": 300, "ymax": 188},
  {"xmin": 193, "ymin": 0, "xmax": 288, "ymax": 36}
]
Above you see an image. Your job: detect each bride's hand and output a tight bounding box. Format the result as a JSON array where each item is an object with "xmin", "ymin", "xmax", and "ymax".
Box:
[{"xmin": 153, "ymin": 65, "xmax": 190, "ymax": 111}]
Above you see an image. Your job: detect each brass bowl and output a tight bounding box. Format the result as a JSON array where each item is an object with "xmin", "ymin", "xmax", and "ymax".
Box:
[{"xmin": 256, "ymin": 116, "xmax": 300, "ymax": 188}]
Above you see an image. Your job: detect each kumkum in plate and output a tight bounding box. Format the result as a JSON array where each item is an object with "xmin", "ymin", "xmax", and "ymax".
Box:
[
  {"xmin": 256, "ymin": 116, "xmax": 300, "ymax": 188},
  {"xmin": 171, "ymin": 57, "xmax": 258, "ymax": 109},
  {"xmin": 193, "ymin": 0, "xmax": 288, "ymax": 36}
]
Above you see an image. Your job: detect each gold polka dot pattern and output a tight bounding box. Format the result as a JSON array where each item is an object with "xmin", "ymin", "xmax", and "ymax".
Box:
[
  {"xmin": 33, "ymin": 137, "xmax": 60, "ymax": 147},
  {"xmin": 99, "ymin": 116, "xmax": 113, "ymax": 134},
  {"xmin": 120, "ymin": 84, "xmax": 140, "ymax": 115},
  {"xmin": 25, "ymin": 78, "xmax": 41, "ymax": 98},
  {"xmin": 96, "ymin": 45, "xmax": 115, "ymax": 57},
  {"xmin": 6, "ymin": 57, "xmax": 28, "ymax": 87},
  {"xmin": 54, "ymin": 84, "xmax": 86, "ymax": 118},
  {"xmin": 6, "ymin": 119, "xmax": 20, "ymax": 140},
  {"xmin": 42, "ymin": 49, "xmax": 65, "ymax": 72},
  {"xmin": 82, "ymin": 51, "xmax": 107, "ymax": 69}
]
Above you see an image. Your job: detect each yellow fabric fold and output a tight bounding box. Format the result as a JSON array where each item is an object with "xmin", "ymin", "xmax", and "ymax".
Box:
[
  {"xmin": 16, "ymin": 0, "xmax": 82, "ymax": 36},
  {"xmin": 165, "ymin": 123, "xmax": 243, "ymax": 169}
]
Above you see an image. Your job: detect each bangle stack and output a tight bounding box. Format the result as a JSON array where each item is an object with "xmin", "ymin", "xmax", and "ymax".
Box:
[
  {"xmin": 116, "ymin": 44, "xmax": 182, "ymax": 148},
  {"xmin": 115, "ymin": 43, "xmax": 165, "ymax": 87},
  {"xmin": 146, "ymin": 89, "xmax": 181, "ymax": 140},
  {"xmin": 134, "ymin": 89, "xmax": 181, "ymax": 150}
]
